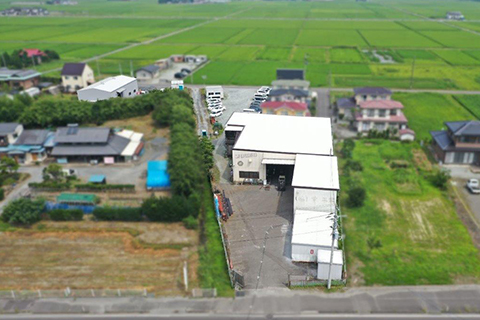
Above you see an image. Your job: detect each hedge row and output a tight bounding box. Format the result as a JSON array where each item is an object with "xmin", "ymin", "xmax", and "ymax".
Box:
[
  {"xmin": 47, "ymin": 209, "xmax": 84, "ymax": 221},
  {"xmin": 92, "ymin": 207, "xmax": 143, "ymax": 222},
  {"xmin": 29, "ymin": 181, "xmax": 71, "ymax": 190},
  {"xmin": 76, "ymin": 184, "xmax": 135, "ymax": 191}
]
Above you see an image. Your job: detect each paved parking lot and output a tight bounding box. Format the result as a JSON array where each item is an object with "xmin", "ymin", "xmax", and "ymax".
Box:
[
  {"xmin": 221, "ymin": 184, "xmax": 315, "ymax": 289},
  {"xmin": 215, "ymin": 88, "xmax": 258, "ymax": 125}
]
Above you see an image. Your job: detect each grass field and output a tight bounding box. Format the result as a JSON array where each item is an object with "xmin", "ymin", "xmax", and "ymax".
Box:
[
  {"xmin": 0, "ymin": 220, "xmax": 198, "ymax": 295},
  {"xmin": 394, "ymin": 93, "xmax": 476, "ymax": 141},
  {"xmin": 2, "ymin": 0, "xmax": 480, "ymax": 88},
  {"xmin": 453, "ymin": 95, "xmax": 480, "ymax": 119},
  {"xmin": 341, "ymin": 140, "xmax": 480, "ymax": 286}
]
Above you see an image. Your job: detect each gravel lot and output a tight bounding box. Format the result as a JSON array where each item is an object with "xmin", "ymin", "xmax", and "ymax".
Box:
[{"xmin": 215, "ymin": 87, "xmax": 258, "ymax": 125}]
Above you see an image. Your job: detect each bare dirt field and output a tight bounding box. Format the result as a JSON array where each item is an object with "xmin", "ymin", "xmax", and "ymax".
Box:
[
  {"xmin": 102, "ymin": 113, "xmax": 169, "ymax": 141},
  {"xmin": 0, "ymin": 221, "xmax": 198, "ymax": 295}
]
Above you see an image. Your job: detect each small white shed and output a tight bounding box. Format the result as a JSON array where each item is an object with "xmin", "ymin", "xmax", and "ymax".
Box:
[
  {"xmin": 399, "ymin": 128, "xmax": 415, "ymax": 142},
  {"xmin": 291, "ymin": 210, "xmax": 336, "ymax": 263},
  {"xmin": 317, "ymin": 249, "xmax": 343, "ymax": 280}
]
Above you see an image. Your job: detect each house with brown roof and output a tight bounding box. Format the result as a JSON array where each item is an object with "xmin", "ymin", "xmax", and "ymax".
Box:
[
  {"xmin": 61, "ymin": 63, "xmax": 95, "ymax": 93},
  {"xmin": 260, "ymin": 101, "xmax": 310, "ymax": 117}
]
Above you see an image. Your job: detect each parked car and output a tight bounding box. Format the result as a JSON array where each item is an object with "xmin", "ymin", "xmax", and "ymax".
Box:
[
  {"xmin": 257, "ymin": 86, "xmax": 271, "ymax": 95},
  {"xmin": 243, "ymin": 108, "xmax": 259, "ymax": 113},
  {"xmin": 207, "ymin": 98, "xmax": 221, "ymax": 104},
  {"xmin": 210, "ymin": 109, "xmax": 223, "ymax": 117},
  {"xmin": 467, "ymin": 179, "xmax": 480, "ymax": 194},
  {"xmin": 253, "ymin": 96, "xmax": 267, "ymax": 102},
  {"xmin": 249, "ymin": 105, "xmax": 262, "ymax": 113},
  {"xmin": 209, "ymin": 105, "xmax": 226, "ymax": 112},
  {"xmin": 250, "ymin": 101, "xmax": 262, "ymax": 107},
  {"xmin": 181, "ymin": 68, "xmax": 191, "ymax": 74},
  {"xmin": 174, "ymin": 72, "xmax": 186, "ymax": 79},
  {"xmin": 208, "ymin": 103, "xmax": 223, "ymax": 110}
]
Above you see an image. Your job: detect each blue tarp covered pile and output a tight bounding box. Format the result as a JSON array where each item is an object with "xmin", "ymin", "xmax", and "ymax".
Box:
[{"xmin": 146, "ymin": 160, "xmax": 171, "ymax": 189}]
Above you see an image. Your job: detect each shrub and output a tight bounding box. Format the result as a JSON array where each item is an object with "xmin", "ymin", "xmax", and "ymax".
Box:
[
  {"xmin": 92, "ymin": 207, "xmax": 142, "ymax": 222},
  {"xmin": 341, "ymin": 139, "xmax": 355, "ymax": 159},
  {"xmin": 1, "ymin": 198, "xmax": 45, "ymax": 226},
  {"xmin": 346, "ymin": 185, "xmax": 366, "ymax": 208},
  {"xmin": 142, "ymin": 195, "xmax": 197, "ymax": 222},
  {"xmin": 343, "ymin": 159, "xmax": 363, "ymax": 174},
  {"xmin": 183, "ymin": 215, "xmax": 198, "ymax": 230},
  {"xmin": 75, "ymin": 184, "xmax": 135, "ymax": 191},
  {"xmin": 48, "ymin": 209, "xmax": 84, "ymax": 221},
  {"xmin": 427, "ymin": 169, "xmax": 450, "ymax": 190},
  {"xmin": 28, "ymin": 181, "xmax": 71, "ymax": 190},
  {"xmin": 0, "ymin": 188, "xmax": 4, "ymax": 201}
]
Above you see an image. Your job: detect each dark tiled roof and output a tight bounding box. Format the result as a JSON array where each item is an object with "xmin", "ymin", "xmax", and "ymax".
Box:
[
  {"xmin": 137, "ymin": 65, "xmax": 160, "ymax": 74},
  {"xmin": 336, "ymin": 97, "xmax": 356, "ymax": 109},
  {"xmin": 14, "ymin": 129, "xmax": 48, "ymax": 145},
  {"xmin": 0, "ymin": 123, "xmax": 20, "ymax": 135},
  {"xmin": 431, "ymin": 131, "xmax": 453, "ymax": 151},
  {"xmin": 51, "ymin": 134, "xmax": 129, "ymax": 156},
  {"xmin": 55, "ymin": 126, "xmax": 110, "ymax": 144},
  {"xmin": 446, "ymin": 121, "xmax": 480, "ymax": 136},
  {"xmin": 61, "ymin": 63, "xmax": 86, "ymax": 76},
  {"xmin": 353, "ymin": 87, "xmax": 392, "ymax": 96},
  {"xmin": 269, "ymin": 88, "xmax": 309, "ymax": 97},
  {"xmin": 276, "ymin": 69, "xmax": 305, "ymax": 81}
]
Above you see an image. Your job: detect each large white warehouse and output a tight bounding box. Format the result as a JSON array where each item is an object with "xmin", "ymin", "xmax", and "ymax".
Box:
[
  {"xmin": 77, "ymin": 75, "xmax": 138, "ymax": 102},
  {"xmin": 225, "ymin": 113, "xmax": 342, "ymax": 274}
]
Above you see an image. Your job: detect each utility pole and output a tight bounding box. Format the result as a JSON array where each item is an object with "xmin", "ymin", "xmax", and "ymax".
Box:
[
  {"xmin": 304, "ymin": 53, "xmax": 309, "ymax": 74},
  {"xmin": 327, "ymin": 210, "xmax": 339, "ymax": 290},
  {"xmin": 31, "ymin": 56, "xmax": 36, "ymax": 69},
  {"xmin": 409, "ymin": 55, "xmax": 416, "ymax": 89},
  {"xmin": 96, "ymin": 58, "xmax": 101, "ymax": 77},
  {"xmin": 1, "ymin": 53, "xmax": 6, "ymax": 67},
  {"xmin": 130, "ymin": 60, "xmax": 133, "ymax": 77},
  {"xmin": 119, "ymin": 63, "xmax": 123, "ymax": 75}
]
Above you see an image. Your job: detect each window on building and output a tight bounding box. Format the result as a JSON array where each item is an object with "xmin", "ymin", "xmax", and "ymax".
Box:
[
  {"xmin": 239, "ymin": 171, "xmax": 260, "ymax": 179},
  {"xmin": 12, "ymin": 133, "xmax": 18, "ymax": 139},
  {"xmin": 296, "ymin": 111, "xmax": 304, "ymax": 116},
  {"xmin": 391, "ymin": 109, "xmax": 397, "ymax": 116},
  {"xmin": 459, "ymin": 136, "xmax": 477, "ymax": 143},
  {"xmin": 65, "ymin": 76, "xmax": 69, "ymax": 80},
  {"xmin": 129, "ymin": 92, "xmax": 132, "ymax": 96},
  {"xmin": 281, "ymin": 111, "xmax": 288, "ymax": 115},
  {"xmin": 133, "ymin": 89, "xmax": 136, "ymax": 93},
  {"xmin": 362, "ymin": 122, "xmax": 370, "ymax": 131},
  {"xmin": 379, "ymin": 109, "xmax": 386, "ymax": 117},
  {"xmin": 74, "ymin": 76, "xmax": 78, "ymax": 80},
  {"xmin": 367, "ymin": 109, "xmax": 375, "ymax": 117},
  {"xmin": 376, "ymin": 123, "xmax": 385, "ymax": 131}
]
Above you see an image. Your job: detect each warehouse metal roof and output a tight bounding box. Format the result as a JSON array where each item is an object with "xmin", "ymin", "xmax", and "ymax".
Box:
[
  {"xmin": 79, "ymin": 75, "xmax": 136, "ymax": 93},
  {"xmin": 292, "ymin": 155, "xmax": 339, "ymax": 190},
  {"xmin": 226, "ymin": 112, "xmax": 333, "ymax": 156},
  {"xmin": 291, "ymin": 210, "xmax": 337, "ymax": 248}
]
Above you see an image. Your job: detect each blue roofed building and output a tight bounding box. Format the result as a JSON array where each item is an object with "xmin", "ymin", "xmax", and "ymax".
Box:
[
  {"xmin": 0, "ymin": 124, "xmax": 51, "ymax": 164},
  {"xmin": 431, "ymin": 120, "xmax": 480, "ymax": 165}
]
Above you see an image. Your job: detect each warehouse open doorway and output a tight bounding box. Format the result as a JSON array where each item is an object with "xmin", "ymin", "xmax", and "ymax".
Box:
[{"xmin": 266, "ymin": 164, "xmax": 294, "ymax": 186}]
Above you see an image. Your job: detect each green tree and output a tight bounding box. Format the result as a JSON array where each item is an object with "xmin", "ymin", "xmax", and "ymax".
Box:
[
  {"xmin": 42, "ymin": 163, "xmax": 64, "ymax": 182},
  {"xmin": 346, "ymin": 185, "xmax": 366, "ymax": 208},
  {"xmin": 1, "ymin": 198, "xmax": 45, "ymax": 226},
  {"xmin": 199, "ymin": 137, "xmax": 215, "ymax": 171},
  {"xmin": 0, "ymin": 157, "xmax": 19, "ymax": 174}
]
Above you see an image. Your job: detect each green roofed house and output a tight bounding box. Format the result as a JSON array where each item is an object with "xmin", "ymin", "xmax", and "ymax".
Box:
[
  {"xmin": 57, "ymin": 193, "xmax": 97, "ymax": 205},
  {"xmin": 0, "ymin": 67, "xmax": 41, "ymax": 89}
]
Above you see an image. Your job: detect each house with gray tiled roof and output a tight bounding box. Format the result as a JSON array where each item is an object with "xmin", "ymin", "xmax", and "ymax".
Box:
[{"xmin": 431, "ymin": 121, "xmax": 480, "ymax": 164}]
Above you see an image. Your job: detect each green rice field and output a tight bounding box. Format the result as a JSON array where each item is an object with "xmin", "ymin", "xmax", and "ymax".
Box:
[{"xmin": 2, "ymin": 0, "xmax": 480, "ymax": 88}]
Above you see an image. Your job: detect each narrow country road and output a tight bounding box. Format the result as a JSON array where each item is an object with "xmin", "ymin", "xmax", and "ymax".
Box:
[
  {"xmin": 0, "ymin": 166, "xmax": 43, "ymax": 214},
  {"xmin": 191, "ymin": 88, "xmax": 209, "ymax": 135}
]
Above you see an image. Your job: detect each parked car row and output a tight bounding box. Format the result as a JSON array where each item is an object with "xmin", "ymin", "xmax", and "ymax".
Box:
[
  {"xmin": 207, "ymin": 96, "xmax": 225, "ymax": 118},
  {"xmin": 244, "ymin": 86, "xmax": 271, "ymax": 114},
  {"xmin": 174, "ymin": 68, "xmax": 192, "ymax": 79}
]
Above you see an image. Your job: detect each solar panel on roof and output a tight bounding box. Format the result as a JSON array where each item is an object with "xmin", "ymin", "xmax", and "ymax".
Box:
[{"xmin": 67, "ymin": 126, "xmax": 78, "ymax": 135}]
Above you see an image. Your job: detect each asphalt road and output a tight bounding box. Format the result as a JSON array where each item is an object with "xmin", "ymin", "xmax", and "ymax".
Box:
[{"xmin": 2, "ymin": 315, "xmax": 480, "ymax": 320}]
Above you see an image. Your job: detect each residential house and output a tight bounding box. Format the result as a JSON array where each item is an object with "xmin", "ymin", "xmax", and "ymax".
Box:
[
  {"xmin": 0, "ymin": 123, "xmax": 23, "ymax": 147},
  {"xmin": 335, "ymin": 97, "xmax": 356, "ymax": 121},
  {"xmin": 51, "ymin": 124, "xmax": 142, "ymax": 163},
  {"xmin": 154, "ymin": 58, "xmax": 170, "ymax": 70},
  {"xmin": 170, "ymin": 54, "xmax": 184, "ymax": 63},
  {"xmin": 354, "ymin": 87, "xmax": 392, "ymax": 104},
  {"xmin": 0, "ymin": 124, "xmax": 50, "ymax": 164},
  {"xmin": 61, "ymin": 63, "xmax": 95, "ymax": 93},
  {"xmin": 0, "ymin": 67, "xmax": 41, "ymax": 89},
  {"xmin": 19, "ymin": 48, "xmax": 46, "ymax": 65},
  {"xmin": 355, "ymin": 100, "xmax": 408, "ymax": 133},
  {"xmin": 446, "ymin": 11, "xmax": 465, "ymax": 20},
  {"xmin": 431, "ymin": 121, "xmax": 480, "ymax": 164},
  {"xmin": 77, "ymin": 75, "xmax": 138, "ymax": 102},
  {"xmin": 135, "ymin": 65, "xmax": 161, "ymax": 81},
  {"xmin": 260, "ymin": 101, "xmax": 310, "ymax": 117}
]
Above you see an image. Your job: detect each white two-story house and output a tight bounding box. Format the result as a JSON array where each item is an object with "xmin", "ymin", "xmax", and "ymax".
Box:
[{"xmin": 61, "ymin": 63, "xmax": 95, "ymax": 93}]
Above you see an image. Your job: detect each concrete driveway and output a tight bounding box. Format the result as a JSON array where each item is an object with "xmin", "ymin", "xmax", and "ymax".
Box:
[{"xmin": 222, "ymin": 184, "xmax": 315, "ymax": 289}]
